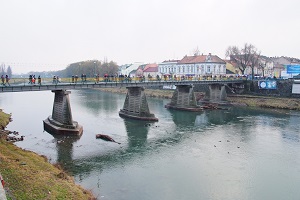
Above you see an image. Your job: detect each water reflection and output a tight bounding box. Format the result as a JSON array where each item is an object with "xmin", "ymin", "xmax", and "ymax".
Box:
[
  {"xmin": 50, "ymin": 134, "xmax": 81, "ymax": 167},
  {"xmin": 123, "ymin": 119, "xmax": 149, "ymax": 148},
  {"xmin": 76, "ymin": 90, "xmax": 121, "ymax": 115},
  {"xmin": 168, "ymin": 109, "xmax": 200, "ymax": 127},
  {"xmin": 61, "ymin": 119, "xmax": 151, "ymax": 177},
  {"xmin": 2, "ymin": 90, "xmax": 300, "ymax": 200}
]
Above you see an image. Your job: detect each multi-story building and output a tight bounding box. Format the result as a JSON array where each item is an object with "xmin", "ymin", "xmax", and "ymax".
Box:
[
  {"xmin": 158, "ymin": 53, "xmax": 226, "ymax": 77},
  {"xmin": 270, "ymin": 56, "xmax": 300, "ymax": 78},
  {"xmin": 158, "ymin": 60, "xmax": 179, "ymax": 75}
]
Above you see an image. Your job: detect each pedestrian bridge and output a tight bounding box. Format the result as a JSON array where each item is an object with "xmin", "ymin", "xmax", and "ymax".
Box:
[
  {"xmin": 1, "ymin": 78, "xmax": 245, "ymax": 136},
  {"xmin": 0, "ymin": 78, "xmax": 244, "ymax": 93}
]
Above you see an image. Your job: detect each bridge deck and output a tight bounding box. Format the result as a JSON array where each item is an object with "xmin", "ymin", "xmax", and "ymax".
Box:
[{"xmin": 0, "ymin": 79, "xmax": 245, "ymax": 93}]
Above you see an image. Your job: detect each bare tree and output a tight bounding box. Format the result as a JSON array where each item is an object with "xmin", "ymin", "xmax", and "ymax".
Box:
[
  {"xmin": 226, "ymin": 43, "xmax": 261, "ymax": 79},
  {"xmin": 7, "ymin": 65, "xmax": 12, "ymax": 78},
  {"xmin": 0, "ymin": 63, "xmax": 6, "ymax": 76}
]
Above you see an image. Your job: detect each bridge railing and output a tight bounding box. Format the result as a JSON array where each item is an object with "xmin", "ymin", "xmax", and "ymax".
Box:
[{"xmin": 1, "ymin": 76, "xmax": 247, "ymax": 87}]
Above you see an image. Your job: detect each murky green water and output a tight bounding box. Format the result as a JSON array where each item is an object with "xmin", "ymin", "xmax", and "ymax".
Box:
[{"xmin": 1, "ymin": 89, "xmax": 300, "ymax": 200}]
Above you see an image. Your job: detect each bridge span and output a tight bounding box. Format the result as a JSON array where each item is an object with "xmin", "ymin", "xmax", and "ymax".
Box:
[
  {"xmin": 1, "ymin": 79, "xmax": 245, "ymax": 136},
  {"xmin": 0, "ymin": 79, "xmax": 244, "ymax": 93}
]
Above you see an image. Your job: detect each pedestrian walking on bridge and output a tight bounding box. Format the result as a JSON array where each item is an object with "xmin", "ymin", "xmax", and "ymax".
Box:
[
  {"xmin": 38, "ymin": 75, "xmax": 41, "ymax": 85},
  {"xmin": 5, "ymin": 75, "xmax": 10, "ymax": 86},
  {"xmin": 1, "ymin": 75, "xmax": 4, "ymax": 85}
]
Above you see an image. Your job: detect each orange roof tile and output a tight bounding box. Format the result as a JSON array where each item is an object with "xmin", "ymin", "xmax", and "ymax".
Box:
[
  {"xmin": 143, "ymin": 63, "xmax": 158, "ymax": 71},
  {"xmin": 178, "ymin": 54, "xmax": 225, "ymax": 64}
]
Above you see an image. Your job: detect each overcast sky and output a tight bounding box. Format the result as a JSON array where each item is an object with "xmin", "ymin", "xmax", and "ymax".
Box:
[{"xmin": 1, "ymin": 0, "xmax": 299, "ymax": 74}]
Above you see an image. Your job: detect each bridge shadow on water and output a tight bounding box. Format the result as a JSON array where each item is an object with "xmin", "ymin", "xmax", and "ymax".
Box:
[{"xmin": 49, "ymin": 106, "xmax": 296, "ymax": 179}]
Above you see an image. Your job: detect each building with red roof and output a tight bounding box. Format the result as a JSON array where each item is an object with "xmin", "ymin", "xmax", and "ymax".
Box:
[{"xmin": 158, "ymin": 53, "xmax": 226, "ymax": 77}]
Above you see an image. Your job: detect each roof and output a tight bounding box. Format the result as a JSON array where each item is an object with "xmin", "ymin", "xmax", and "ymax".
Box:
[
  {"xmin": 224, "ymin": 59, "xmax": 238, "ymax": 67},
  {"xmin": 162, "ymin": 59, "xmax": 180, "ymax": 63},
  {"xmin": 144, "ymin": 66, "xmax": 158, "ymax": 72},
  {"xmin": 143, "ymin": 63, "xmax": 158, "ymax": 72},
  {"xmin": 226, "ymin": 69, "xmax": 235, "ymax": 74},
  {"xmin": 178, "ymin": 54, "xmax": 225, "ymax": 64}
]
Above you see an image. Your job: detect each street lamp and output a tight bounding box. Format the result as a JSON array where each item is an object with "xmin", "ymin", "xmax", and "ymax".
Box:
[{"xmin": 94, "ymin": 61, "xmax": 96, "ymax": 77}]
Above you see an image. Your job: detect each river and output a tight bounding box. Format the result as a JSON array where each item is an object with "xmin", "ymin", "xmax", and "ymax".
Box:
[{"xmin": 1, "ymin": 89, "xmax": 300, "ymax": 200}]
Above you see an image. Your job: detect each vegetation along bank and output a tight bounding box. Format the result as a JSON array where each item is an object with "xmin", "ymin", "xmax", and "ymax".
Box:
[{"xmin": 0, "ymin": 110, "xmax": 96, "ymax": 200}]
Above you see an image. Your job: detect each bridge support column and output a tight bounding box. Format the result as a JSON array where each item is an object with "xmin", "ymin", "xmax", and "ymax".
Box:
[
  {"xmin": 204, "ymin": 84, "xmax": 227, "ymax": 103},
  {"xmin": 43, "ymin": 90, "xmax": 83, "ymax": 135},
  {"xmin": 119, "ymin": 86, "xmax": 158, "ymax": 121},
  {"xmin": 165, "ymin": 85, "xmax": 202, "ymax": 111}
]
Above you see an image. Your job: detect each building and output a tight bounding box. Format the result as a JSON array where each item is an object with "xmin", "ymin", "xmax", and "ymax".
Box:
[
  {"xmin": 158, "ymin": 60, "xmax": 179, "ymax": 75},
  {"xmin": 143, "ymin": 63, "xmax": 158, "ymax": 78},
  {"xmin": 225, "ymin": 60, "xmax": 240, "ymax": 75},
  {"xmin": 119, "ymin": 62, "xmax": 144, "ymax": 76},
  {"xmin": 271, "ymin": 56, "xmax": 300, "ymax": 78},
  {"xmin": 158, "ymin": 54, "xmax": 226, "ymax": 77}
]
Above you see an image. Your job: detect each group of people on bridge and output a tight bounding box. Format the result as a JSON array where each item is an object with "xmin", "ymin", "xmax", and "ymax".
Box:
[
  {"xmin": 28, "ymin": 75, "xmax": 42, "ymax": 85},
  {"xmin": 1, "ymin": 75, "xmax": 10, "ymax": 86},
  {"xmin": 71, "ymin": 74, "xmax": 88, "ymax": 83}
]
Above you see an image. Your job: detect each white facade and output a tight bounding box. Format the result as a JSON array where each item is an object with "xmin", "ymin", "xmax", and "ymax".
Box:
[
  {"xmin": 158, "ymin": 55, "xmax": 226, "ymax": 76},
  {"xmin": 158, "ymin": 60, "xmax": 178, "ymax": 75},
  {"xmin": 119, "ymin": 62, "xmax": 144, "ymax": 75},
  {"xmin": 175, "ymin": 63, "xmax": 226, "ymax": 76}
]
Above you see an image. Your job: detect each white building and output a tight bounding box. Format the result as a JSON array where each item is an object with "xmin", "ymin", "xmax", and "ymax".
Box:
[
  {"xmin": 158, "ymin": 60, "xmax": 179, "ymax": 75},
  {"xmin": 119, "ymin": 62, "xmax": 144, "ymax": 76},
  {"xmin": 158, "ymin": 54, "xmax": 226, "ymax": 76}
]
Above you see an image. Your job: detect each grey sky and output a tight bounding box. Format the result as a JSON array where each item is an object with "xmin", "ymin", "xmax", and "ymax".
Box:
[{"xmin": 1, "ymin": 0, "xmax": 299, "ymax": 73}]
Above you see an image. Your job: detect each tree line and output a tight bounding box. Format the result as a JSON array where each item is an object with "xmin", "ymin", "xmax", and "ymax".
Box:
[
  {"xmin": 23, "ymin": 60, "xmax": 119, "ymax": 78},
  {"xmin": 0, "ymin": 64, "xmax": 12, "ymax": 78},
  {"xmin": 60, "ymin": 60, "xmax": 119, "ymax": 77}
]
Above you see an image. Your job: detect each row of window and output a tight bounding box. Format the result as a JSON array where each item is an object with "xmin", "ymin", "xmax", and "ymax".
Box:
[{"xmin": 159, "ymin": 64, "xmax": 226, "ymax": 74}]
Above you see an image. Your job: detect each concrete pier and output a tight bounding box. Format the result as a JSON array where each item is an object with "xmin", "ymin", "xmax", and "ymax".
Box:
[
  {"xmin": 204, "ymin": 83, "xmax": 227, "ymax": 103},
  {"xmin": 165, "ymin": 85, "xmax": 203, "ymax": 111},
  {"xmin": 119, "ymin": 86, "xmax": 158, "ymax": 121},
  {"xmin": 43, "ymin": 90, "xmax": 83, "ymax": 135}
]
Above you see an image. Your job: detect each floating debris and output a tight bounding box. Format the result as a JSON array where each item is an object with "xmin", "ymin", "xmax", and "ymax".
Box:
[{"xmin": 96, "ymin": 134, "xmax": 121, "ymax": 144}]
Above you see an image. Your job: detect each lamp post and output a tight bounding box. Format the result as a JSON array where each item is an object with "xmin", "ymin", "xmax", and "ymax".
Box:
[{"xmin": 94, "ymin": 61, "xmax": 96, "ymax": 77}]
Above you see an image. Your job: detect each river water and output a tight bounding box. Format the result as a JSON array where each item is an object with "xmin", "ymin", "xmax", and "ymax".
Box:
[{"xmin": 1, "ymin": 89, "xmax": 300, "ymax": 200}]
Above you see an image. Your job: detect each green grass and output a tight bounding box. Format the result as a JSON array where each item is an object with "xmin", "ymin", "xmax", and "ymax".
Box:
[{"xmin": 0, "ymin": 111, "xmax": 96, "ymax": 200}]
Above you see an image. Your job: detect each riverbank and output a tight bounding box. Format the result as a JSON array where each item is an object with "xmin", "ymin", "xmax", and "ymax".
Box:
[
  {"xmin": 0, "ymin": 110, "xmax": 96, "ymax": 200},
  {"xmin": 97, "ymin": 87, "xmax": 300, "ymax": 110}
]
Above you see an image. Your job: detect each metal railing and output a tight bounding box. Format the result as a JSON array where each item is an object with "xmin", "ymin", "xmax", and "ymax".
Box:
[{"xmin": 0, "ymin": 76, "xmax": 246, "ymax": 93}]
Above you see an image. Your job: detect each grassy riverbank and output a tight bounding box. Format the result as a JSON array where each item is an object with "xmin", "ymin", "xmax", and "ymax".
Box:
[
  {"xmin": 0, "ymin": 111, "xmax": 96, "ymax": 200},
  {"xmin": 227, "ymin": 95, "xmax": 300, "ymax": 110},
  {"xmin": 98, "ymin": 87, "xmax": 300, "ymax": 110}
]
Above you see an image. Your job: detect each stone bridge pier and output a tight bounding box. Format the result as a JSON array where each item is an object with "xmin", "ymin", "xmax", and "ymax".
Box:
[
  {"xmin": 119, "ymin": 86, "xmax": 158, "ymax": 121},
  {"xmin": 165, "ymin": 85, "xmax": 202, "ymax": 111},
  {"xmin": 203, "ymin": 83, "xmax": 227, "ymax": 103},
  {"xmin": 43, "ymin": 90, "xmax": 83, "ymax": 135}
]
